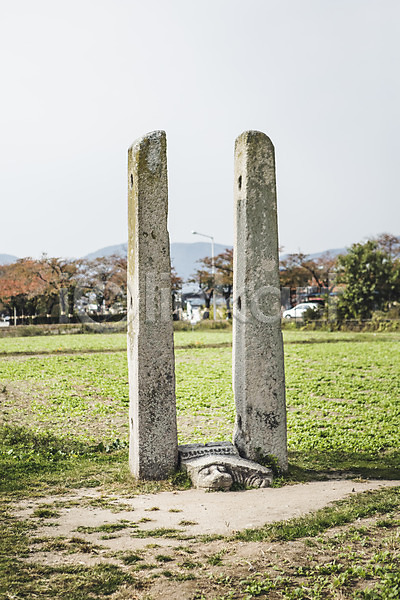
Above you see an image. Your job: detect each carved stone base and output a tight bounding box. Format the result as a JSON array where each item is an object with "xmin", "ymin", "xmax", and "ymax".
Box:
[{"xmin": 178, "ymin": 443, "xmax": 273, "ymax": 491}]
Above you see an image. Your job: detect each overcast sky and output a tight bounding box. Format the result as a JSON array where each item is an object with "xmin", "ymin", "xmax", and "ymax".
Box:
[{"xmin": 1, "ymin": 0, "xmax": 399, "ymax": 259}]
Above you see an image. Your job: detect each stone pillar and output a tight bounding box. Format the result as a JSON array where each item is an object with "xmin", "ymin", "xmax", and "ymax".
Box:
[
  {"xmin": 127, "ymin": 130, "xmax": 178, "ymax": 480},
  {"xmin": 232, "ymin": 130, "xmax": 288, "ymax": 471}
]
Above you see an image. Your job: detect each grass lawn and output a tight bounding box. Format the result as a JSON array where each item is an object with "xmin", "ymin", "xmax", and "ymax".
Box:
[{"xmin": 0, "ymin": 329, "xmax": 399, "ymax": 599}]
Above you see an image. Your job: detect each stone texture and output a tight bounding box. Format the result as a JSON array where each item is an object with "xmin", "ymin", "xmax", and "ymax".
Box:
[
  {"xmin": 179, "ymin": 443, "xmax": 273, "ymax": 491},
  {"xmin": 127, "ymin": 130, "xmax": 178, "ymax": 480},
  {"xmin": 233, "ymin": 130, "xmax": 288, "ymax": 471},
  {"xmin": 179, "ymin": 441, "xmax": 238, "ymax": 462},
  {"xmin": 181, "ymin": 458, "xmax": 272, "ymax": 492}
]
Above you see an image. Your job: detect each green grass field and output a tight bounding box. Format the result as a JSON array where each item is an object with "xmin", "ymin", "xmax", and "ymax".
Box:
[
  {"xmin": 1, "ymin": 330, "xmax": 399, "ymax": 480},
  {"xmin": 1, "ymin": 329, "xmax": 399, "ymax": 599}
]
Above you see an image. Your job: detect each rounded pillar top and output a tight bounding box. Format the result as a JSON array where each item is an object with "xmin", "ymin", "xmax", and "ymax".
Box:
[{"xmin": 235, "ymin": 130, "xmax": 274, "ymax": 152}]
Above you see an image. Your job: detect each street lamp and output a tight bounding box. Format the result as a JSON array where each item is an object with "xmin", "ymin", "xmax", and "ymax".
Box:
[{"xmin": 191, "ymin": 230, "xmax": 217, "ymax": 321}]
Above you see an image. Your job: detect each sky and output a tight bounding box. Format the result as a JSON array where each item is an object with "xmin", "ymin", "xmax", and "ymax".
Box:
[{"xmin": 1, "ymin": 0, "xmax": 399, "ymax": 259}]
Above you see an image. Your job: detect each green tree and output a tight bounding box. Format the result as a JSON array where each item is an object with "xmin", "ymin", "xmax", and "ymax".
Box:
[{"xmin": 337, "ymin": 240, "xmax": 400, "ymax": 320}]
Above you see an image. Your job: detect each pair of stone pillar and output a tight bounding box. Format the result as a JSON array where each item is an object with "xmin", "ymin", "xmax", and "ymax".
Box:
[{"xmin": 127, "ymin": 130, "xmax": 287, "ymax": 481}]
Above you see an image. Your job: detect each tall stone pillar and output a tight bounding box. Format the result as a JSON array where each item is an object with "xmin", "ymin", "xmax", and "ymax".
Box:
[
  {"xmin": 233, "ymin": 130, "xmax": 288, "ymax": 471},
  {"xmin": 127, "ymin": 130, "xmax": 178, "ymax": 480}
]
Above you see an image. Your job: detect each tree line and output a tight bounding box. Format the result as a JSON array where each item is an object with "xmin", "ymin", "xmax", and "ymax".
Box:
[
  {"xmin": 1, "ymin": 233, "xmax": 399, "ymax": 323},
  {"xmin": 0, "ymin": 253, "xmax": 183, "ymax": 323},
  {"xmin": 0, "ymin": 255, "xmax": 128, "ymax": 322},
  {"xmin": 191, "ymin": 233, "xmax": 400, "ymax": 321}
]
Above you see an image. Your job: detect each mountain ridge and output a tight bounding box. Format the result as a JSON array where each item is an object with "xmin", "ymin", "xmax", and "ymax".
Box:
[{"xmin": 0, "ymin": 254, "xmax": 19, "ymax": 265}]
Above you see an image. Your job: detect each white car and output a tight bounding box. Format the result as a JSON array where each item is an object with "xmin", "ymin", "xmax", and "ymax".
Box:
[{"xmin": 282, "ymin": 302, "xmax": 319, "ymax": 319}]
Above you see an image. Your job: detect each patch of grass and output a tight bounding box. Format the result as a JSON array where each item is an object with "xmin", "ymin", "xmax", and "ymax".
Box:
[
  {"xmin": 85, "ymin": 497, "xmax": 133, "ymax": 512},
  {"xmin": 0, "ymin": 424, "xmax": 191, "ymax": 499},
  {"xmin": 235, "ymin": 486, "xmax": 400, "ymax": 542},
  {"xmin": 169, "ymin": 469, "xmax": 192, "ymax": 489},
  {"xmin": 0, "ymin": 506, "xmax": 143, "ymax": 599},
  {"xmin": 33, "ymin": 505, "xmax": 61, "ymax": 519},
  {"xmin": 75, "ymin": 520, "xmax": 134, "ymax": 534},
  {"xmin": 67, "ymin": 536, "xmax": 103, "ymax": 554},
  {"xmin": 133, "ymin": 563, "xmax": 158, "ymax": 571},
  {"xmin": 121, "ymin": 551, "xmax": 143, "ymax": 565},
  {"xmin": 179, "ymin": 519, "xmax": 198, "ymax": 526},
  {"xmin": 32, "ymin": 536, "xmax": 69, "ymax": 552},
  {"xmin": 0, "ymin": 424, "xmax": 129, "ymax": 497},
  {"xmin": 180, "ymin": 560, "xmax": 201, "ymax": 569},
  {"xmin": 2, "ymin": 330, "xmax": 400, "ymax": 480},
  {"xmin": 376, "ymin": 517, "xmax": 400, "ymax": 528},
  {"xmin": 1, "ymin": 330, "xmax": 400, "ymax": 598},
  {"xmin": 155, "ymin": 554, "xmax": 174, "ymax": 563},
  {"xmin": 161, "ymin": 570, "xmax": 196, "ymax": 581},
  {"xmin": 363, "ymin": 570, "xmax": 400, "ymax": 599},
  {"xmin": 130, "ymin": 527, "xmax": 184, "ymax": 539},
  {"xmin": 175, "ymin": 545, "xmax": 195, "ymax": 554},
  {"xmin": 0, "ymin": 333, "xmax": 127, "ymax": 355},
  {"xmin": 36, "ymin": 536, "xmax": 106, "ymax": 554},
  {"xmin": 207, "ymin": 550, "xmax": 227, "ymax": 566}
]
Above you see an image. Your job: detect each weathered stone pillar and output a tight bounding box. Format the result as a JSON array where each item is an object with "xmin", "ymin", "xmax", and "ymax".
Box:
[
  {"xmin": 233, "ymin": 130, "xmax": 288, "ymax": 471},
  {"xmin": 127, "ymin": 130, "xmax": 178, "ymax": 480}
]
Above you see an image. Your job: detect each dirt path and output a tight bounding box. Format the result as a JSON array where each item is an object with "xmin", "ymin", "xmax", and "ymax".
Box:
[
  {"xmin": 10, "ymin": 479, "xmax": 399, "ymax": 599},
  {"xmin": 15, "ymin": 479, "xmax": 399, "ymax": 552}
]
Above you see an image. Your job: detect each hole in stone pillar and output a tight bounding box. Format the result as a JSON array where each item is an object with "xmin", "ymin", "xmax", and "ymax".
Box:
[
  {"xmin": 130, "ymin": 296, "xmax": 133, "ymax": 308},
  {"xmin": 130, "ymin": 174, "xmax": 133, "ymax": 188},
  {"xmin": 237, "ymin": 296, "xmax": 241, "ymax": 311},
  {"xmin": 238, "ymin": 415, "xmax": 242, "ymax": 429},
  {"xmin": 238, "ymin": 175, "xmax": 242, "ymax": 190}
]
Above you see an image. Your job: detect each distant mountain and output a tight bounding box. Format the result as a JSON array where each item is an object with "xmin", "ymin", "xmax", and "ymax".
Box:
[
  {"xmin": 0, "ymin": 254, "xmax": 18, "ymax": 265},
  {"xmin": 84, "ymin": 242, "xmax": 232, "ymax": 281},
  {"xmin": 280, "ymin": 247, "xmax": 347, "ymax": 261},
  {"xmin": 84, "ymin": 243, "xmax": 127, "ymax": 260},
  {"xmin": 170, "ymin": 242, "xmax": 231, "ymax": 280},
  {"xmin": 307, "ymin": 247, "xmax": 346, "ymax": 259}
]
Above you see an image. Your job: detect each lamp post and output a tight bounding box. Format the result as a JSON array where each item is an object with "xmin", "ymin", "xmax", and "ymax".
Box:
[{"xmin": 191, "ymin": 230, "xmax": 216, "ymax": 321}]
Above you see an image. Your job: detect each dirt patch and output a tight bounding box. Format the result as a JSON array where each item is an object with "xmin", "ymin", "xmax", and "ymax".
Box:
[
  {"xmin": 14, "ymin": 479, "xmax": 398, "ymax": 550},
  {"xmin": 10, "ymin": 480, "xmax": 400, "ymax": 599}
]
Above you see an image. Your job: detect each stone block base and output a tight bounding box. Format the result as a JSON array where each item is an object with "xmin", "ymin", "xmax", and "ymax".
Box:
[{"xmin": 178, "ymin": 443, "xmax": 273, "ymax": 491}]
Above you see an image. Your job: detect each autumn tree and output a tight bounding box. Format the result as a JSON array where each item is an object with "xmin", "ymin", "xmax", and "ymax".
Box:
[
  {"xmin": 171, "ymin": 266, "xmax": 183, "ymax": 292},
  {"xmin": 34, "ymin": 256, "xmax": 80, "ymax": 322},
  {"xmin": 279, "ymin": 251, "xmax": 337, "ymax": 290},
  {"xmin": 0, "ymin": 259, "xmax": 47, "ymax": 318},
  {"xmin": 76, "ymin": 255, "xmax": 127, "ymax": 315},
  {"xmin": 279, "ymin": 254, "xmax": 310, "ymax": 289},
  {"xmin": 170, "ymin": 266, "xmax": 183, "ymax": 318}
]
